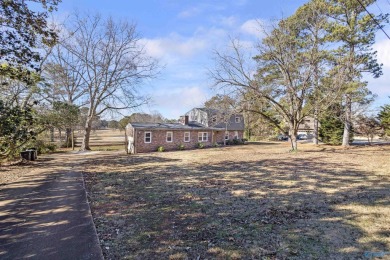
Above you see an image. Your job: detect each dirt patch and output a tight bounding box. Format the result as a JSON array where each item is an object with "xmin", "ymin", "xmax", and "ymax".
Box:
[
  {"xmin": 82, "ymin": 143, "xmax": 390, "ymax": 259},
  {"xmin": 0, "ymin": 161, "xmax": 37, "ymax": 186}
]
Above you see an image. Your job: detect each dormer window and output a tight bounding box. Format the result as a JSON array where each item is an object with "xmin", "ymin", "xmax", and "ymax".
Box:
[{"xmin": 235, "ymin": 116, "xmax": 240, "ymax": 123}]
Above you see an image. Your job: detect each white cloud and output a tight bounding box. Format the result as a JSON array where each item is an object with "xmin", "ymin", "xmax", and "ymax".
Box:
[
  {"xmin": 365, "ymin": 38, "xmax": 390, "ymax": 108},
  {"xmin": 374, "ymin": 39, "xmax": 390, "ymax": 69},
  {"xmin": 150, "ymin": 86, "xmax": 208, "ymax": 118},
  {"xmin": 140, "ymin": 33, "xmax": 207, "ymax": 62},
  {"xmin": 240, "ymin": 19, "xmax": 262, "ymax": 36},
  {"xmin": 178, "ymin": 3, "xmax": 228, "ymax": 19},
  {"xmin": 137, "ymin": 19, "xmax": 261, "ymax": 119},
  {"xmin": 219, "ymin": 16, "xmax": 238, "ymax": 27},
  {"xmin": 178, "ymin": 7, "xmax": 201, "ymax": 18}
]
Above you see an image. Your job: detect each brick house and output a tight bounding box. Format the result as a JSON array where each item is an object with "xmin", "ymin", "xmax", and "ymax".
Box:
[{"xmin": 125, "ymin": 109, "xmax": 245, "ymax": 153}]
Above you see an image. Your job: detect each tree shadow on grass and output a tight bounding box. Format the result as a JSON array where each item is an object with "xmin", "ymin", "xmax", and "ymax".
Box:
[
  {"xmin": 84, "ymin": 154, "xmax": 390, "ymax": 259},
  {"xmin": 79, "ymin": 153, "xmax": 181, "ymax": 168}
]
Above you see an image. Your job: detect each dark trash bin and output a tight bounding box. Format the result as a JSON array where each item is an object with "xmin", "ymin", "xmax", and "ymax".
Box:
[
  {"xmin": 27, "ymin": 148, "xmax": 37, "ymax": 160},
  {"xmin": 20, "ymin": 151, "xmax": 32, "ymax": 161}
]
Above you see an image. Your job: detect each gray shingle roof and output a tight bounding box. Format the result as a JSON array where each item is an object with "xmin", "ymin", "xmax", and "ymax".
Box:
[
  {"xmin": 128, "ymin": 121, "xmax": 223, "ymax": 131},
  {"xmin": 195, "ymin": 107, "xmax": 220, "ymax": 114}
]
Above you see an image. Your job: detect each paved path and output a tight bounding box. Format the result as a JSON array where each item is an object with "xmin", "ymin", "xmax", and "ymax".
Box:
[{"xmin": 0, "ymin": 153, "xmax": 103, "ymax": 260}]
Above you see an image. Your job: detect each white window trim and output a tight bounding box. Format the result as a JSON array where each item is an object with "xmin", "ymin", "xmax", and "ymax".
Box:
[
  {"xmin": 166, "ymin": 131, "xmax": 173, "ymax": 142},
  {"xmin": 184, "ymin": 132, "xmax": 190, "ymax": 142},
  {"xmin": 198, "ymin": 132, "xmax": 208, "ymax": 142},
  {"xmin": 144, "ymin": 132, "xmax": 152, "ymax": 143},
  {"xmin": 234, "ymin": 131, "xmax": 239, "ymax": 139},
  {"xmin": 235, "ymin": 116, "xmax": 240, "ymax": 123},
  {"xmin": 225, "ymin": 131, "xmax": 229, "ymax": 140}
]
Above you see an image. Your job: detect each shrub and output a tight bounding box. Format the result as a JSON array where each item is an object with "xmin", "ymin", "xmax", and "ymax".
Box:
[
  {"xmin": 30, "ymin": 140, "xmax": 57, "ymax": 154},
  {"xmin": 197, "ymin": 142, "xmax": 204, "ymax": 149},
  {"xmin": 213, "ymin": 142, "xmax": 219, "ymax": 147},
  {"xmin": 178, "ymin": 144, "xmax": 185, "ymax": 150},
  {"xmin": 319, "ymin": 104, "xmax": 353, "ymax": 145},
  {"xmin": 157, "ymin": 146, "xmax": 165, "ymax": 152}
]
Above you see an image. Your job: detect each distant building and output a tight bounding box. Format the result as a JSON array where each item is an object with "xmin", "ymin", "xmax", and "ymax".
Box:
[
  {"xmin": 298, "ymin": 117, "xmax": 319, "ymax": 136},
  {"xmin": 125, "ymin": 108, "xmax": 245, "ymax": 153}
]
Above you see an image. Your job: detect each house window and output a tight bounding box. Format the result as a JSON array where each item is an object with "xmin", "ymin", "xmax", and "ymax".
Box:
[
  {"xmin": 225, "ymin": 131, "xmax": 229, "ymax": 140},
  {"xmin": 235, "ymin": 116, "xmax": 240, "ymax": 123},
  {"xmin": 212, "ymin": 116, "xmax": 217, "ymax": 123},
  {"xmin": 166, "ymin": 131, "xmax": 173, "ymax": 142},
  {"xmin": 198, "ymin": 132, "xmax": 208, "ymax": 142},
  {"xmin": 234, "ymin": 131, "xmax": 239, "ymax": 139},
  {"xmin": 184, "ymin": 132, "xmax": 190, "ymax": 142},
  {"xmin": 144, "ymin": 132, "xmax": 152, "ymax": 143}
]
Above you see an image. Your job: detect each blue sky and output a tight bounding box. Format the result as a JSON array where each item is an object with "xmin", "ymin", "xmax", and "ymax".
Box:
[{"xmin": 56, "ymin": 0, "xmax": 390, "ymax": 120}]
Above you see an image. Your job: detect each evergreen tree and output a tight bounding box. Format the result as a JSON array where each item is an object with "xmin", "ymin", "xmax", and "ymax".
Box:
[
  {"xmin": 319, "ymin": 105, "xmax": 345, "ymax": 145},
  {"xmin": 378, "ymin": 103, "xmax": 390, "ymax": 137},
  {"xmin": 1, "ymin": 0, "xmax": 60, "ymax": 82},
  {"xmin": 326, "ymin": 0, "xmax": 388, "ymax": 146},
  {"xmin": 0, "ymin": 100, "xmax": 37, "ymax": 159}
]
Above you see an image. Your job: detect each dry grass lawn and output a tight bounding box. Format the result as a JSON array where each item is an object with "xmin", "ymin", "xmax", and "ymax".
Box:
[{"xmin": 81, "ymin": 142, "xmax": 390, "ymax": 259}]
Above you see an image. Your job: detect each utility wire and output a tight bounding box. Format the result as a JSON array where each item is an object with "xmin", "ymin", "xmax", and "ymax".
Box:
[
  {"xmin": 355, "ymin": 0, "xmax": 390, "ymax": 40},
  {"xmin": 375, "ymin": 1, "xmax": 384, "ymax": 14}
]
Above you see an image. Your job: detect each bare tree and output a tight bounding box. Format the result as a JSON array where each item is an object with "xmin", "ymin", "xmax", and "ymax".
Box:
[
  {"xmin": 210, "ymin": 17, "xmax": 344, "ymax": 151},
  {"xmin": 60, "ymin": 13, "xmax": 158, "ymax": 150},
  {"xmin": 204, "ymin": 94, "xmax": 236, "ymax": 145},
  {"xmin": 355, "ymin": 115, "xmax": 380, "ymax": 144},
  {"xmin": 42, "ymin": 42, "xmax": 90, "ymax": 146},
  {"xmin": 43, "ymin": 44, "xmax": 88, "ymax": 105}
]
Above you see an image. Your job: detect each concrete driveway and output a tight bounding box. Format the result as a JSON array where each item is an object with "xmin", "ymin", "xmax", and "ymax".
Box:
[{"xmin": 0, "ymin": 153, "xmax": 103, "ymax": 260}]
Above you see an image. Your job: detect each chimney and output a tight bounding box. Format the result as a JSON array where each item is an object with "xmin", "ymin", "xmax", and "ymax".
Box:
[{"xmin": 179, "ymin": 115, "xmax": 189, "ymax": 125}]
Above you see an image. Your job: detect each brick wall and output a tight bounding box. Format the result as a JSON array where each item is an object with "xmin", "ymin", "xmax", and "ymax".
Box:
[
  {"xmin": 126, "ymin": 127, "xmax": 245, "ymax": 153},
  {"xmin": 133, "ymin": 129, "xmax": 225, "ymax": 153}
]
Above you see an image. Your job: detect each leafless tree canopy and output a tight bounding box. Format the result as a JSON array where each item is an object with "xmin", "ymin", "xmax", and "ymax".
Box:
[{"xmin": 57, "ymin": 12, "xmax": 159, "ymax": 150}]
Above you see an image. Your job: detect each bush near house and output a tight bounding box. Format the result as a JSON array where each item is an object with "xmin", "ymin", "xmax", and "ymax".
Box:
[{"xmin": 197, "ymin": 143, "xmax": 205, "ymax": 149}]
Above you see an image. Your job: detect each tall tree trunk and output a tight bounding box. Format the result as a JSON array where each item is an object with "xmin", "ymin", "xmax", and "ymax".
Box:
[
  {"xmin": 313, "ymin": 112, "xmax": 319, "ymax": 145},
  {"xmin": 313, "ymin": 36, "xmax": 320, "ymax": 146},
  {"xmin": 58, "ymin": 129, "xmax": 62, "ymax": 146},
  {"xmin": 289, "ymin": 127, "xmax": 298, "ymax": 151},
  {"xmin": 342, "ymin": 94, "xmax": 352, "ymax": 147},
  {"xmin": 65, "ymin": 128, "xmax": 72, "ymax": 148},
  {"xmin": 224, "ymin": 123, "xmax": 227, "ymax": 146},
  {"xmin": 290, "ymin": 134, "xmax": 298, "ymax": 151},
  {"xmin": 50, "ymin": 127, "xmax": 54, "ymax": 142},
  {"xmin": 71, "ymin": 130, "xmax": 75, "ymax": 150},
  {"xmin": 80, "ymin": 116, "xmax": 93, "ymax": 151}
]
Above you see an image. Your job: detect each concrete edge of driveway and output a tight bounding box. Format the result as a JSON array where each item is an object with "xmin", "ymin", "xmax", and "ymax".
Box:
[{"xmin": 80, "ymin": 173, "xmax": 104, "ymax": 260}]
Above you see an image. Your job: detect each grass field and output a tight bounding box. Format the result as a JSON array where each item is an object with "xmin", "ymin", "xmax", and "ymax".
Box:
[{"xmin": 81, "ymin": 143, "xmax": 390, "ymax": 259}]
